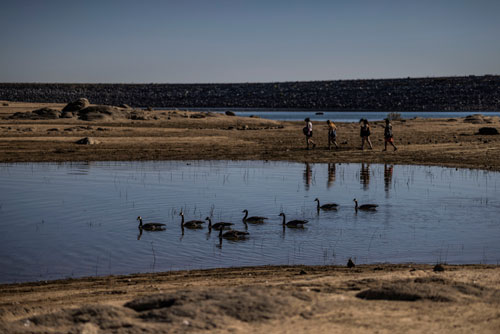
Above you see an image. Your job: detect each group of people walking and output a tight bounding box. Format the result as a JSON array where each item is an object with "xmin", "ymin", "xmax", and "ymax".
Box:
[{"xmin": 303, "ymin": 117, "xmax": 398, "ymax": 151}]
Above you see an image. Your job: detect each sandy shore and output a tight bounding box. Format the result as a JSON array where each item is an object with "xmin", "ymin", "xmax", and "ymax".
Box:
[
  {"xmin": 1, "ymin": 101, "xmax": 499, "ymax": 333},
  {"xmin": 1, "ymin": 265, "xmax": 499, "ymax": 333},
  {"xmin": 1, "ymin": 101, "xmax": 500, "ymax": 170}
]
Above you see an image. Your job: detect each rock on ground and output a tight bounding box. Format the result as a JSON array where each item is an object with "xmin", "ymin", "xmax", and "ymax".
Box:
[
  {"xmin": 75, "ymin": 137, "xmax": 100, "ymax": 145},
  {"xmin": 62, "ymin": 98, "xmax": 90, "ymax": 112}
]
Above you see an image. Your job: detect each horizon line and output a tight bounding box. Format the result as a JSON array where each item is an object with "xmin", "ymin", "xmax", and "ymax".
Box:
[{"xmin": 1, "ymin": 74, "xmax": 499, "ymax": 85}]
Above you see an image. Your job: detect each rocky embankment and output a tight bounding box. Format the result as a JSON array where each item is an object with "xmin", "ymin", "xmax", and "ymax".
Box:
[{"xmin": 1, "ymin": 75, "xmax": 499, "ymax": 111}]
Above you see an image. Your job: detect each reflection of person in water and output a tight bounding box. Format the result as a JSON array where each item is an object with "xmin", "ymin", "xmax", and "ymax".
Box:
[
  {"xmin": 327, "ymin": 163, "xmax": 336, "ymax": 188},
  {"xmin": 360, "ymin": 163, "xmax": 370, "ymax": 190},
  {"xmin": 303, "ymin": 162, "xmax": 312, "ymax": 191},
  {"xmin": 384, "ymin": 164, "xmax": 394, "ymax": 193}
]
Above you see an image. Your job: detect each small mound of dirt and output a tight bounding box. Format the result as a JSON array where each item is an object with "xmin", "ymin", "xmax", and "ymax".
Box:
[
  {"xmin": 8, "ymin": 112, "xmax": 36, "ymax": 119},
  {"xmin": 9, "ymin": 285, "xmax": 307, "ymax": 334},
  {"xmin": 415, "ymin": 277, "xmax": 487, "ymax": 297},
  {"xmin": 7, "ymin": 103, "xmax": 135, "ymax": 121},
  {"xmin": 20, "ymin": 305, "xmax": 136, "ymax": 333},
  {"xmin": 356, "ymin": 277, "xmax": 490, "ymax": 302},
  {"xmin": 477, "ymin": 127, "xmax": 499, "ymax": 135},
  {"xmin": 62, "ymin": 98, "xmax": 90, "ymax": 112},
  {"xmin": 77, "ymin": 105, "xmax": 126, "ymax": 121},
  {"xmin": 9, "ymin": 108, "xmax": 61, "ymax": 120},
  {"xmin": 190, "ymin": 113, "xmax": 206, "ymax": 119},
  {"xmin": 356, "ymin": 284, "xmax": 433, "ymax": 301},
  {"xmin": 9, "ymin": 286, "xmax": 311, "ymax": 333},
  {"xmin": 129, "ymin": 110, "xmax": 151, "ymax": 120},
  {"xmin": 125, "ymin": 285, "xmax": 306, "ymax": 329},
  {"xmin": 464, "ymin": 114, "xmax": 493, "ymax": 124},
  {"xmin": 32, "ymin": 107, "xmax": 61, "ymax": 119},
  {"xmin": 344, "ymin": 278, "xmax": 378, "ymax": 291},
  {"xmin": 60, "ymin": 111, "xmax": 76, "ymax": 118}
]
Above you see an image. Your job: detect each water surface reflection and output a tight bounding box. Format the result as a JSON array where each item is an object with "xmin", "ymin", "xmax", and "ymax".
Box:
[
  {"xmin": 303, "ymin": 162, "xmax": 312, "ymax": 191},
  {"xmin": 0, "ymin": 161, "xmax": 499, "ymax": 283},
  {"xmin": 327, "ymin": 163, "xmax": 336, "ymax": 189},
  {"xmin": 384, "ymin": 164, "xmax": 393, "ymax": 194},
  {"xmin": 360, "ymin": 163, "xmax": 370, "ymax": 190}
]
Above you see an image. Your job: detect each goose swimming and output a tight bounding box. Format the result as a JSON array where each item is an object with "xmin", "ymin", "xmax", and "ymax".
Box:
[
  {"xmin": 180, "ymin": 211, "xmax": 204, "ymax": 229},
  {"xmin": 205, "ymin": 217, "xmax": 234, "ymax": 230},
  {"xmin": 279, "ymin": 213, "xmax": 308, "ymax": 228},
  {"xmin": 137, "ymin": 216, "xmax": 166, "ymax": 231},
  {"xmin": 353, "ymin": 198, "xmax": 378, "ymax": 211},
  {"xmin": 314, "ymin": 198, "xmax": 338, "ymax": 211},
  {"xmin": 218, "ymin": 226, "xmax": 249, "ymax": 241},
  {"xmin": 242, "ymin": 209, "xmax": 268, "ymax": 223}
]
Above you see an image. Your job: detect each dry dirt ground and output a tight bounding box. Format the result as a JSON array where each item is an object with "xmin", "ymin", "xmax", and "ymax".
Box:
[
  {"xmin": 1, "ymin": 101, "xmax": 500, "ymax": 170},
  {"xmin": 1, "ymin": 101, "xmax": 500, "ymax": 333},
  {"xmin": 0, "ymin": 265, "xmax": 499, "ymax": 333}
]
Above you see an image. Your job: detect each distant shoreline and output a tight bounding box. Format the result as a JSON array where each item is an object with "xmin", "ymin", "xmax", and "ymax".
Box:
[
  {"xmin": 1, "ymin": 75, "xmax": 499, "ymax": 111},
  {"xmin": 170, "ymin": 107, "xmax": 500, "ymax": 113}
]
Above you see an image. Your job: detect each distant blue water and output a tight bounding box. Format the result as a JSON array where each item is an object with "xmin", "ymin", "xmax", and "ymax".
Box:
[{"xmin": 177, "ymin": 109, "xmax": 500, "ymax": 122}]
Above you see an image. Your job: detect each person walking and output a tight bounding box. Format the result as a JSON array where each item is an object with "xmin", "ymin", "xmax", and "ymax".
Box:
[
  {"xmin": 303, "ymin": 118, "xmax": 316, "ymax": 150},
  {"xmin": 360, "ymin": 118, "xmax": 373, "ymax": 150},
  {"xmin": 326, "ymin": 120, "xmax": 339, "ymax": 150},
  {"xmin": 383, "ymin": 118, "xmax": 398, "ymax": 151}
]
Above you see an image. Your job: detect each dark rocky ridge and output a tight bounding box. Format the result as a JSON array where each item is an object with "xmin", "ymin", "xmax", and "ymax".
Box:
[{"xmin": 1, "ymin": 75, "xmax": 499, "ymax": 111}]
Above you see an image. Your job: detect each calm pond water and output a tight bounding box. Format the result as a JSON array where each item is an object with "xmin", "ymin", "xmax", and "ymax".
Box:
[
  {"xmin": 0, "ymin": 161, "xmax": 499, "ymax": 283},
  {"xmin": 179, "ymin": 109, "xmax": 500, "ymax": 122}
]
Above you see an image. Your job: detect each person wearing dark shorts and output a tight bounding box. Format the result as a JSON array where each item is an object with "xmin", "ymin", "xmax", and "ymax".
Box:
[
  {"xmin": 303, "ymin": 118, "xmax": 316, "ymax": 150},
  {"xmin": 360, "ymin": 118, "xmax": 373, "ymax": 150},
  {"xmin": 383, "ymin": 118, "xmax": 398, "ymax": 151}
]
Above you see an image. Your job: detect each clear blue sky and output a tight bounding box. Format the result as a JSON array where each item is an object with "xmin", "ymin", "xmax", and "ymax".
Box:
[{"xmin": 1, "ymin": 0, "xmax": 499, "ymax": 83}]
